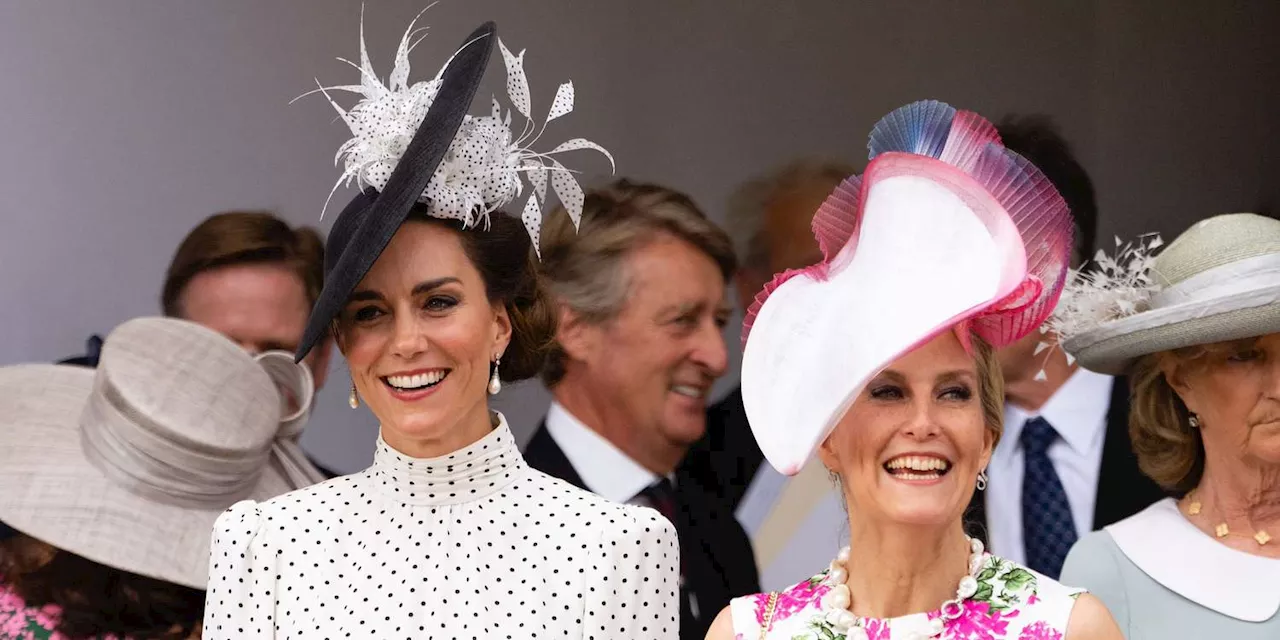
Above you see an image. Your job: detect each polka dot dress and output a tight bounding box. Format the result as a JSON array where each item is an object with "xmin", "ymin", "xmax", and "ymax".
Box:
[{"xmin": 203, "ymin": 414, "xmax": 679, "ymax": 639}]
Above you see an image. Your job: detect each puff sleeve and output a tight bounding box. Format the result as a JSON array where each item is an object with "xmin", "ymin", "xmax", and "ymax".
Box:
[
  {"xmin": 202, "ymin": 500, "xmax": 280, "ymax": 639},
  {"xmin": 581, "ymin": 504, "xmax": 681, "ymax": 639}
]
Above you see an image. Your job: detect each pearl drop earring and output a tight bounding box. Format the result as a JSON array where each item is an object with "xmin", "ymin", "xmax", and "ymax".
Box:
[
  {"xmin": 348, "ymin": 381, "xmax": 359, "ymax": 409},
  {"xmin": 488, "ymin": 357, "xmax": 502, "ymax": 395}
]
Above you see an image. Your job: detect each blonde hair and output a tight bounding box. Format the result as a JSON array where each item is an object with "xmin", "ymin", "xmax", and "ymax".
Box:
[
  {"xmin": 1127, "ymin": 340, "xmax": 1253, "ymax": 493},
  {"xmin": 973, "ymin": 335, "xmax": 1006, "ymax": 448}
]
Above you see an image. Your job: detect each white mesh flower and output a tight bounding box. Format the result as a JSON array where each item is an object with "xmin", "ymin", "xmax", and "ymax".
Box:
[{"xmin": 303, "ymin": 8, "xmax": 614, "ymax": 255}]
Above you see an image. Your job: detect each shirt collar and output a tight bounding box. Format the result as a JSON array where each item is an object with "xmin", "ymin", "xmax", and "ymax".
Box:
[
  {"xmin": 544, "ymin": 401, "xmax": 659, "ymax": 503},
  {"xmin": 1004, "ymin": 368, "xmax": 1113, "ymax": 455},
  {"xmin": 1107, "ymin": 498, "xmax": 1280, "ymax": 621}
]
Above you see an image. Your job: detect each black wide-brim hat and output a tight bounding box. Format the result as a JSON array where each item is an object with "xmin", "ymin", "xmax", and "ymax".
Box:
[{"xmin": 295, "ymin": 22, "xmax": 497, "ymax": 362}]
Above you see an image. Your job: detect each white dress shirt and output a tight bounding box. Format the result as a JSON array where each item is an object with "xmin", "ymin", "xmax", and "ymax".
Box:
[
  {"xmin": 545, "ymin": 401, "xmax": 664, "ymax": 505},
  {"xmin": 986, "ymin": 368, "xmax": 1114, "ymax": 564}
]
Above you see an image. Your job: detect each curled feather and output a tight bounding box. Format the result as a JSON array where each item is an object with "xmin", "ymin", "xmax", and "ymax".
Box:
[
  {"xmin": 1046, "ymin": 233, "xmax": 1165, "ymax": 343},
  {"xmin": 1030, "ymin": 233, "xmax": 1164, "ymax": 379}
]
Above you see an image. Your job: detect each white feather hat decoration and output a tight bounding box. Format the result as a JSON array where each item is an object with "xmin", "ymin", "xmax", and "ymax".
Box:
[{"xmin": 302, "ymin": 7, "xmax": 615, "ymax": 256}]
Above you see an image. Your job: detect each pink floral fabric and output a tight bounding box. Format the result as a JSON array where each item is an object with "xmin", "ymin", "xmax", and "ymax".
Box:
[
  {"xmin": 0, "ymin": 580, "xmax": 58, "ymax": 640},
  {"xmin": 728, "ymin": 553, "xmax": 1084, "ymax": 639}
]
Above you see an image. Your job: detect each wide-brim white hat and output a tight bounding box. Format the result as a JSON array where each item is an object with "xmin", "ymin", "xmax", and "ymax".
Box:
[
  {"xmin": 0, "ymin": 317, "xmax": 323, "ymax": 589},
  {"xmin": 1060, "ymin": 213, "xmax": 1280, "ymax": 374},
  {"xmin": 741, "ymin": 101, "xmax": 1073, "ymax": 475}
]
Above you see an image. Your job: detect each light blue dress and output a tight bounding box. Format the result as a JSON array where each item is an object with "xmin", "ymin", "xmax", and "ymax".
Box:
[{"xmin": 1061, "ymin": 498, "xmax": 1280, "ymax": 639}]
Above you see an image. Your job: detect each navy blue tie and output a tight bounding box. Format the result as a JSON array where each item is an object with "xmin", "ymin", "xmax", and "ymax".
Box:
[{"xmin": 1021, "ymin": 417, "xmax": 1078, "ymax": 579}]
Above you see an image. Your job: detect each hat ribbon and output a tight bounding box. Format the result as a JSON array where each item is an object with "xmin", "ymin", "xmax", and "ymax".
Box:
[
  {"xmin": 1150, "ymin": 253, "xmax": 1280, "ymax": 310},
  {"xmin": 255, "ymin": 351, "xmax": 327, "ymax": 488}
]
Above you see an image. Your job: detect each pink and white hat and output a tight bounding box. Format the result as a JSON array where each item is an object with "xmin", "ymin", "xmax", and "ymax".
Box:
[{"xmin": 740, "ymin": 100, "xmax": 1074, "ymax": 475}]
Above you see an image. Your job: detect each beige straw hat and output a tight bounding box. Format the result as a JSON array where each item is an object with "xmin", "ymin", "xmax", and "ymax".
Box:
[
  {"xmin": 0, "ymin": 317, "xmax": 324, "ymax": 589},
  {"xmin": 1060, "ymin": 213, "xmax": 1280, "ymax": 374}
]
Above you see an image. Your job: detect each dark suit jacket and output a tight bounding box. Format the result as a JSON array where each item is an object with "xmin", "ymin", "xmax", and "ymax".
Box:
[
  {"xmin": 699, "ymin": 386, "xmax": 765, "ymax": 511},
  {"xmin": 524, "ymin": 422, "xmax": 761, "ymax": 640},
  {"xmin": 964, "ymin": 376, "xmax": 1167, "ymax": 547}
]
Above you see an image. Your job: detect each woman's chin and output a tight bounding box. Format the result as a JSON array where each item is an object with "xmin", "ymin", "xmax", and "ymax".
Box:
[{"xmin": 875, "ymin": 479, "xmax": 968, "ymax": 527}]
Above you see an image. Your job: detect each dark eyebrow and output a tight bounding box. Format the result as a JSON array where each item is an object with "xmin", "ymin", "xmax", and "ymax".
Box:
[
  {"xmin": 411, "ymin": 277, "xmax": 461, "ymax": 296},
  {"xmin": 348, "ymin": 277, "xmax": 462, "ymax": 303}
]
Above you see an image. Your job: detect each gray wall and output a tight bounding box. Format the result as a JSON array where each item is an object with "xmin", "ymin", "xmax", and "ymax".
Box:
[{"xmin": 2, "ymin": 1, "xmax": 1276, "ymax": 473}]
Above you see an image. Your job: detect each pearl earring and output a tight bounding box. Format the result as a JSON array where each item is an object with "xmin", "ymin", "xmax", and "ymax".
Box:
[
  {"xmin": 1189, "ymin": 414, "xmax": 1201, "ymax": 428},
  {"xmin": 488, "ymin": 357, "xmax": 502, "ymax": 395},
  {"xmin": 348, "ymin": 381, "xmax": 359, "ymax": 409},
  {"xmin": 976, "ymin": 470, "xmax": 988, "ymax": 491}
]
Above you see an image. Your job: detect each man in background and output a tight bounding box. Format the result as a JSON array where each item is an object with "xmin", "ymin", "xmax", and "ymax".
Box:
[
  {"xmin": 703, "ymin": 159, "xmax": 857, "ymax": 510},
  {"xmin": 970, "ymin": 116, "xmax": 1165, "ymax": 579},
  {"xmin": 526, "ymin": 179, "xmax": 759, "ymax": 640},
  {"xmin": 58, "ymin": 211, "xmax": 336, "ymax": 475}
]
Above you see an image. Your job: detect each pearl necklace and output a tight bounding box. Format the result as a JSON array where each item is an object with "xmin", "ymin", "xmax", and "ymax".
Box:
[{"xmin": 820, "ymin": 537, "xmax": 986, "ymax": 640}]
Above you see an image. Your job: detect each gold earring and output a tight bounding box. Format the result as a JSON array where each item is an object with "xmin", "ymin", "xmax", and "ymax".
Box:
[{"xmin": 348, "ymin": 381, "xmax": 359, "ymax": 409}]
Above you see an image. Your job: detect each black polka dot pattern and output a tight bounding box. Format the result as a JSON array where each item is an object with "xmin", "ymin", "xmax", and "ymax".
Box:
[{"xmin": 203, "ymin": 415, "xmax": 679, "ymax": 638}]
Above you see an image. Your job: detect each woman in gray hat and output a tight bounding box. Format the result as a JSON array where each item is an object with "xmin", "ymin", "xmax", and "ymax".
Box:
[
  {"xmin": 1055, "ymin": 212, "xmax": 1280, "ymax": 638},
  {"xmin": 0, "ymin": 317, "xmax": 322, "ymax": 639}
]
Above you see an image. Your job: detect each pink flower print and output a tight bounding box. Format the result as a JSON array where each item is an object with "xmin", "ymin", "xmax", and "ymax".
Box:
[
  {"xmin": 748, "ymin": 577, "xmax": 829, "ymax": 626},
  {"xmin": 1018, "ymin": 620, "xmax": 1063, "ymax": 640},
  {"xmin": 773, "ymin": 576, "xmax": 830, "ymax": 623},
  {"xmin": 939, "ymin": 600, "xmax": 1015, "ymax": 640},
  {"xmin": 863, "ymin": 618, "xmax": 891, "ymax": 640},
  {"xmin": 0, "ymin": 581, "xmax": 59, "ymax": 639},
  {"xmin": 748, "ymin": 592, "xmax": 774, "ymax": 626}
]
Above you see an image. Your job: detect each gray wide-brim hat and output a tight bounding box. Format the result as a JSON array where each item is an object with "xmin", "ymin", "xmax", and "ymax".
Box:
[
  {"xmin": 0, "ymin": 317, "xmax": 322, "ymax": 589},
  {"xmin": 1062, "ymin": 213, "xmax": 1280, "ymax": 374}
]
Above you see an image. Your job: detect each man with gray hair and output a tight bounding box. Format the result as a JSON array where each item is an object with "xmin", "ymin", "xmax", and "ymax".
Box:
[
  {"xmin": 524, "ymin": 178, "xmax": 759, "ymax": 640},
  {"xmin": 703, "ymin": 158, "xmax": 858, "ymax": 510}
]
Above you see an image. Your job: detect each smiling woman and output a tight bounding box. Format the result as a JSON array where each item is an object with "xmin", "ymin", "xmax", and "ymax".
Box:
[
  {"xmin": 200, "ymin": 13, "xmax": 679, "ymax": 640},
  {"xmin": 705, "ymin": 100, "xmax": 1122, "ymax": 640},
  {"xmin": 335, "ymin": 209, "xmax": 551, "ymax": 459}
]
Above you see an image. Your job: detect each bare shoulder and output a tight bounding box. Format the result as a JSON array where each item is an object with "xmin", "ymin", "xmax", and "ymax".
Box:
[
  {"xmin": 1065, "ymin": 592, "xmax": 1124, "ymax": 640},
  {"xmin": 703, "ymin": 605, "xmax": 735, "ymax": 640}
]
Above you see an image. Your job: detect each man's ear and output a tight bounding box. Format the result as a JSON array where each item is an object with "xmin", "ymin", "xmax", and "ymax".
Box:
[{"xmin": 555, "ymin": 304, "xmax": 599, "ymax": 363}]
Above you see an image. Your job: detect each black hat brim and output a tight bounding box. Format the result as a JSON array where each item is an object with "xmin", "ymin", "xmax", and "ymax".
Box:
[{"xmin": 295, "ymin": 22, "xmax": 497, "ymax": 362}]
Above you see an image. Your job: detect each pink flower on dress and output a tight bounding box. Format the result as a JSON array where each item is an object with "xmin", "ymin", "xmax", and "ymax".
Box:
[
  {"xmin": 862, "ymin": 618, "xmax": 891, "ymax": 640},
  {"xmin": 777, "ymin": 577, "xmax": 830, "ymax": 624},
  {"xmin": 750, "ymin": 576, "xmax": 829, "ymax": 625},
  {"xmin": 1017, "ymin": 620, "xmax": 1063, "ymax": 640},
  {"xmin": 937, "ymin": 600, "xmax": 1015, "ymax": 639},
  {"xmin": 1, "ymin": 581, "xmax": 60, "ymax": 639}
]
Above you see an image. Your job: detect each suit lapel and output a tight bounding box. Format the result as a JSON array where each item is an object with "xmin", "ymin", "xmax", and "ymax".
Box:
[{"xmin": 522, "ymin": 422, "xmax": 588, "ymax": 491}]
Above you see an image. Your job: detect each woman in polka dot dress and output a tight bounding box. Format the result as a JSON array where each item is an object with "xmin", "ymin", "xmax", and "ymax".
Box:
[{"xmin": 202, "ymin": 16, "xmax": 679, "ymax": 640}]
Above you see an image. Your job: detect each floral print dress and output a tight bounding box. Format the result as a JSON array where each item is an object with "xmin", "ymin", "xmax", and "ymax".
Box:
[
  {"xmin": 730, "ymin": 553, "xmax": 1083, "ymax": 640},
  {"xmin": 1, "ymin": 581, "xmax": 60, "ymax": 640}
]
